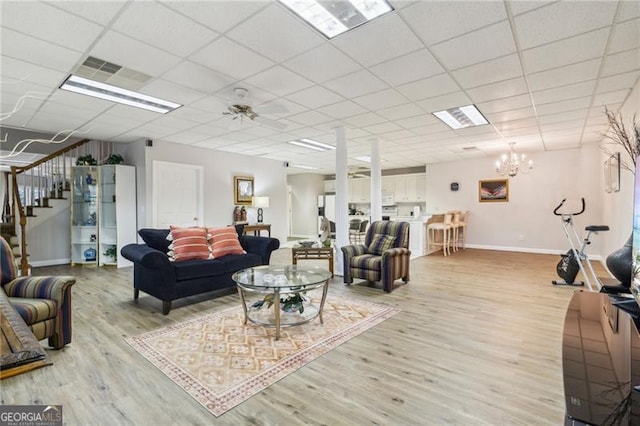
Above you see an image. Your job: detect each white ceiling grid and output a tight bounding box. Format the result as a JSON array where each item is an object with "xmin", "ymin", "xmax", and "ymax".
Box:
[{"xmin": 0, "ymin": 0, "xmax": 638, "ymax": 174}]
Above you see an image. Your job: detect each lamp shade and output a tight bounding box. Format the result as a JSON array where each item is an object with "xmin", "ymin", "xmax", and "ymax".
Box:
[{"xmin": 252, "ymin": 196, "xmax": 269, "ymax": 208}]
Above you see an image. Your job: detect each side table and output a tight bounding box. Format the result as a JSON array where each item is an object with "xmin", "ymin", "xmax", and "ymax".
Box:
[{"xmin": 292, "ymin": 246, "xmax": 334, "ymax": 276}]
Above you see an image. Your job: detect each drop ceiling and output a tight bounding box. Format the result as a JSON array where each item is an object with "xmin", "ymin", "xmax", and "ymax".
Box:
[{"xmin": 1, "ymin": 0, "xmax": 638, "ymax": 175}]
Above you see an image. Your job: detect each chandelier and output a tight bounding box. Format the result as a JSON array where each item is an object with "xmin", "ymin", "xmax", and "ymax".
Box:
[{"xmin": 495, "ymin": 142, "xmax": 533, "ymax": 177}]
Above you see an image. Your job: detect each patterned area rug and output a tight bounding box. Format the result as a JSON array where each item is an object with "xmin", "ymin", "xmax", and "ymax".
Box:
[{"xmin": 126, "ymin": 294, "xmax": 399, "ymax": 417}]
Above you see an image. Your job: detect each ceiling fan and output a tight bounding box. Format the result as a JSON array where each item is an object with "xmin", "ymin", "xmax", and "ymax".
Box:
[
  {"xmin": 348, "ymin": 166, "xmax": 370, "ymax": 178},
  {"xmin": 222, "ymin": 87, "xmax": 287, "ymax": 130}
]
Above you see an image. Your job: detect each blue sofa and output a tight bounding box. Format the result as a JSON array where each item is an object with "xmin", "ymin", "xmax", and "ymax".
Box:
[{"xmin": 120, "ymin": 226, "xmax": 280, "ymax": 314}]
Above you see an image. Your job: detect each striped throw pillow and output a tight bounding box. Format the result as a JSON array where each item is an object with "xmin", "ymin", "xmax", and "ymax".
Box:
[
  {"xmin": 167, "ymin": 226, "xmax": 211, "ymax": 261},
  {"xmin": 208, "ymin": 226, "xmax": 246, "ymax": 258},
  {"xmin": 366, "ymin": 234, "xmax": 396, "ymax": 255}
]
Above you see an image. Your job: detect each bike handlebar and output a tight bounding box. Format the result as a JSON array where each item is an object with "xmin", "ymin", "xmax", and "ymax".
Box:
[{"xmin": 553, "ymin": 198, "xmax": 585, "ymax": 216}]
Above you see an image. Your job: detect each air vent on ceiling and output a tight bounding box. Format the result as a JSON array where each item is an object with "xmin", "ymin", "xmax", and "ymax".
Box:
[
  {"xmin": 462, "ymin": 146, "xmax": 478, "ymax": 151},
  {"xmin": 75, "ymin": 56, "xmax": 151, "ymax": 90}
]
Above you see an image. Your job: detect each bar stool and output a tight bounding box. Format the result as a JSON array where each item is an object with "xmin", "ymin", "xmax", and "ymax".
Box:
[
  {"xmin": 427, "ymin": 213, "xmax": 454, "ymax": 256},
  {"xmin": 452, "ymin": 211, "xmax": 469, "ymax": 251},
  {"xmin": 446, "ymin": 210, "xmax": 461, "ymax": 252}
]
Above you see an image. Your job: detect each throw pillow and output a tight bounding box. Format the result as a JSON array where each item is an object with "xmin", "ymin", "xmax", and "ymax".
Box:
[
  {"xmin": 138, "ymin": 228, "xmax": 171, "ymax": 254},
  {"xmin": 208, "ymin": 226, "xmax": 246, "ymax": 258},
  {"xmin": 366, "ymin": 234, "xmax": 396, "ymax": 255},
  {"xmin": 167, "ymin": 226, "xmax": 211, "ymax": 261}
]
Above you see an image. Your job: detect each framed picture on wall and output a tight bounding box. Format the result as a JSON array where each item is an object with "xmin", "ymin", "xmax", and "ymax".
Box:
[
  {"xmin": 604, "ymin": 159, "xmax": 612, "ymax": 193},
  {"xmin": 234, "ymin": 176, "xmax": 254, "ymax": 205},
  {"xmin": 479, "ymin": 179, "xmax": 509, "ymax": 202},
  {"xmin": 610, "ymin": 152, "xmax": 620, "ymax": 192}
]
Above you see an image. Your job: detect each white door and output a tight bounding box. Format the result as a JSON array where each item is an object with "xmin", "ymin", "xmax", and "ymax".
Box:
[{"xmin": 152, "ymin": 161, "xmax": 203, "ymax": 228}]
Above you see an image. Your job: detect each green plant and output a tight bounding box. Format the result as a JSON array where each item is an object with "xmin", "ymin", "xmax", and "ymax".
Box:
[
  {"xmin": 103, "ymin": 245, "xmax": 117, "ymax": 260},
  {"xmin": 76, "ymin": 154, "xmax": 97, "ymax": 166},
  {"xmin": 255, "ymin": 291, "xmax": 306, "ymax": 314},
  {"xmin": 104, "ymin": 153, "xmax": 124, "ymax": 165}
]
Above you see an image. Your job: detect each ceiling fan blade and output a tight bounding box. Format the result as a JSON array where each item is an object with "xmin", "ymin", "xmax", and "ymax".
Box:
[{"xmin": 254, "ymin": 115, "xmax": 287, "ymax": 131}]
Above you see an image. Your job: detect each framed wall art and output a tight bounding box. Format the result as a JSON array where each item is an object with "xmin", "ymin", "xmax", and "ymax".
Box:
[
  {"xmin": 479, "ymin": 179, "xmax": 509, "ymax": 202},
  {"xmin": 610, "ymin": 152, "xmax": 620, "ymax": 192},
  {"xmin": 234, "ymin": 176, "xmax": 254, "ymax": 205}
]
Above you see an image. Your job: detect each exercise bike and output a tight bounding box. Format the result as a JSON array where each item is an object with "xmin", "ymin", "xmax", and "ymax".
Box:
[{"xmin": 552, "ymin": 198, "xmax": 609, "ymax": 292}]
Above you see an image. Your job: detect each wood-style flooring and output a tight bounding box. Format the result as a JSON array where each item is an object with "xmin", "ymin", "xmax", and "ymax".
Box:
[{"xmin": 1, "ymin": 248, "xmax": 603, "ymax": 425}]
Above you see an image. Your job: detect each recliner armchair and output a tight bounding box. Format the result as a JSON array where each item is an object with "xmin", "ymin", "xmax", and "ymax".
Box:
[
  {"xmin": 341, "ymin": 221, "xmax": 411, "ymax": 293},
  {"xmin": 0, "ymin": 237, "xmax": 76, "ymax": 349}
]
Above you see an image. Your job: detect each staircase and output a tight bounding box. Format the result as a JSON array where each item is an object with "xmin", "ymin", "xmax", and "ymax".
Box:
[{"xmin": 2, "ymin": 139, "xmax": 115, "ymax": 275}]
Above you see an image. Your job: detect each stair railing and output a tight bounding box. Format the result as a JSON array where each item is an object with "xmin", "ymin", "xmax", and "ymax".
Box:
[{"xmin": 8, "ymin": 138, "xmax": 93, "ymax": 275}]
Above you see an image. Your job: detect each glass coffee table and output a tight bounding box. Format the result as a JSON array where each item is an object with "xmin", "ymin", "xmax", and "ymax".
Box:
[{"xmin": 232, "ymin": 265, "xmax": 332, "ymax": 340}]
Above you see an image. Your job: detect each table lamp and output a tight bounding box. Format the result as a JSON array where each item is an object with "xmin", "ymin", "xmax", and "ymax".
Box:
[{"xmin": 252, "ymin": 196, "xmax": 269, "ymax": 223}]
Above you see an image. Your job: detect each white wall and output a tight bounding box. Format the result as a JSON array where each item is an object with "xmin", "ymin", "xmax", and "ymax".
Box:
[
  {"xmin": 287, "ymin": 173, "xmax": 325, "ymax": 237},
  {"xmin": 600, "ymin": 79, "xmax": 639, "ymax": 257},
  {"xmin": 133, "ymin": 140, "xmax": 289, "ymax": 242},
  {"xmin": 426, "ymin": 145, "xmax": 604, "ymax": 254}
]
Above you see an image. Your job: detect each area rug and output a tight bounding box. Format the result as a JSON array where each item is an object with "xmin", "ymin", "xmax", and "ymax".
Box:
[{"xmin": 126, "ymin": 294, "xmax": 399, "ymax": 417}]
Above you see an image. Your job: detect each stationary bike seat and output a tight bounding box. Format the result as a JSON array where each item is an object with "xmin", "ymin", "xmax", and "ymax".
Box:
[{"xmin": 585, "ymin": 225, "xmax": 609, "ymax": 232}]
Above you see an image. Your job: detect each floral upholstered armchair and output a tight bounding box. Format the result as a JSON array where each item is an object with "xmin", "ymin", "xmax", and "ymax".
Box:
[
  {"xmin": 341, "ymin": 220, "xmax": 411, "ymax": 293},
  {"xmin": 0, "ymin": 237, "xmax": 76, "ymax": 349}
]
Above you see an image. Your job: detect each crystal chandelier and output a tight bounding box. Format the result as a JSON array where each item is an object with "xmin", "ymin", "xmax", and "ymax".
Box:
[{"xmin": 495, "ymin": 142, "xmax": 533, "ymax": 177}]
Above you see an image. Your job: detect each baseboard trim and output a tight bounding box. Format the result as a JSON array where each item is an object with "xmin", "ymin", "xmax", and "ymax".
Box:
[
  {"xmin": 464, "ymin": 244, "xmax": 603, "ymax": 262},
  {"xmin": 30, "ymin": 258, "xmax": 71, "ymax": 268}
]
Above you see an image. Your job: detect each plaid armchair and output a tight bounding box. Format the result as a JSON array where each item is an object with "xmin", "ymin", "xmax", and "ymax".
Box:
[
  {"xmin": 341, "ymin": 221, "xmax": 411, "ymax": 293},
  {"xmin": 0, "ymin": 237, "xmax": 76, "ymax": 349}
]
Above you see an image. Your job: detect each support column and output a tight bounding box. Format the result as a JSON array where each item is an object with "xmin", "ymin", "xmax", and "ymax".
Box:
[
  {"xmin": 370, "ymin": 138, "xmax": 382, "ymax": 223},
  {"xmin": 334, "ymin": 126, "xmax": 349, "ymax": 276}
]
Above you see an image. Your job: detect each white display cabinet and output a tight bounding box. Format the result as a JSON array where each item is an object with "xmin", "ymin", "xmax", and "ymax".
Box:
[{"xmin": 71, "ymin": 165, "xmax": 136, "ymax": 267}]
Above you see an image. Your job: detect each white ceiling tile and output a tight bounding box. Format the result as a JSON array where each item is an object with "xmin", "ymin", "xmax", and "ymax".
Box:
[
  {"xmin": 535, "ymin": 96, "xmax": 592, "ymax": 116},
  {"xmin": 285, "ymin": 85, "xmax": 345, "ymax": 109},
  {"xmin": 466, "ymin": 77, "xmax": 528, "ymax": 103},
  {"xmin": 163, "ymin": 106, "xmax": 217, "ymax": 125},
  {"xmin": 1, "ymin": 29, "xmax": 83, "ymax": 73},
  {"xmin": 600, "ymin": 48, "xmax": 640, "ymax": 76},
  {"xmin": 286, "ymin": 110, "xmax": 334, "ymax": 126},
  {"xmin": 369, "ymin": 49, "xmax": 444, "ymax": 87},
  {"xmin": 531, "ymin": 81, "xmax": 596, "ymax": 105},
  {"xmin": 353, "ymin": 89, "xmax": 408, "ymax": 110},
  {"xmin": 596, "ymin": 70, "xmax": 640, "ymax": 93},
  {"xmin": 521, "ymin": 28, "xmax": 610, "ymax": 74},
  {"xmin": 608, "ymin": 18, "xmax": 640, "ymax": 54},
  {"xmin": 452, "ymin": 54, "xmax": 523, "ymax": 88},
  {"xmin": 592, "ymin": 88, "xmax": 633, "ymax": 107},
  {"xmin": 400, "ymin": 1, "xmax": 506, "ymax": 45},
  {"xmin": 343, "ymin": 112, "xmax": 387, "ymax": 127},
  {"xmin": 394, "ymin": 114, "xmax": 439, "ymax": 128},
  {"xmin": 416, "ymin": 91, "xmax": 473, "ymax": 113},
  {"xmin": 47, "ymin": 90, "xmax": 117, "ymax": 113},
  {"xmin": 226, "ymin": 4, "xmax": 324, "ymax": 63},
  {"xmin": 376, "ymin": 103, "xmax": 425, "ymax": 121},
  {"xmin": 396, "ymin": 73, "xmax": 459, "ymax": 102},
  {"xmin": 527, "ymin": 59, "xmax": 601, "ymax": 91},
  {"xmin": 514, "ymin": 1, "xmax": 617, "ymax": 49},
  {"xmin": 495, "ymin": 117, "xmax": 539, "ymax": 131},
  {"xmin": 111, "ymin": 2, "xmax": 219, "ymax": 57},
  {"xmin": 244, "ymin": 66, "xmax": 313, "ymax": 97},
  {"xmin": 141, "ymin": 79, "xmax": 205, "ymax": 105},
  {"xmin": 190, "ymin": 37, "xmax": 274, "ymax": 80},
  {"xmin": 283, "ymin": 44, "xmax": 361, "ymax": 84},
  {"xmin": 92, "ymin": 32, "xmax": 182, "ymax": 77},
  {"xmin": 431, "ymin": 21, "xmax": 515, "ymax": 70},
  {"xmin": 537, "ymin": 108, "xmax": 589, "ymax": 125},
  {"xmin": 161, "ymin": 61, "xmax": 236, "ymax": 94},
  {"xmin": 48, "ymin": 1, "xmax": 127, "ymax": 25},
  {"xmin": 539, "ymin": 119, "xmax": 585, "ymax": 133},
  {"xmin": 616, "ymin": 1, "xmax": 640, "ymax": 22},
  {"xmin": 163, "ymin": 1, "xmax": 268, "ymax": 33},
  {"xmin": 0, "ymin": 56, "xmax": 66, "ymax": 88},
  {"xmin": 365, "ymin": 121, "xmax": 403, "ymax": 135},
  {"xmin": 331, "ymin": 13, "xmax": 424, "ymax": 67},
  {"xmin": 323, "ymin": 70, "xmax": 388, "ymax": 98},
  {"xmin": 316, "ymin": 100, "xmax": 368, "ymax": 119},
  {"xmin": 508, "ymin": 1, "xmax": 556, "ymax": 16},
  {"xmin": 484, "ymin": 107, "xmax": 536, "ymax": 123},
  {"xmin": 1, "ymin": 2, "xmax": 104, "ymax": 52}
]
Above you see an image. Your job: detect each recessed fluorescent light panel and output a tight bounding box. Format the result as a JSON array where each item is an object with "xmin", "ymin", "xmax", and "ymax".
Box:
[
  {"xmin": 432, "ymin": 104, "xmax": 488, "ymax": 130},
  {"xmin": 288, "ymin": 138, "xmax": 336, "ymax": 151},
  {"xmin": 59, "ymin": 75, "xmax": 181, "ymax": 113},
  {"xmin": 278, "ymin": 0, "xmax": 394, "ymax": 39},
  {"xmin": 290, "ymin": 164, "xmax": 319, "ymax": 170}
]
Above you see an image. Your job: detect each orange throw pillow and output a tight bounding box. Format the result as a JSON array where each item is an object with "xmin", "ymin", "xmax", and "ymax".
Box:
[
  {"xmin": 208, "ymin": 226, "xmax": 245, "ymax": 258},
  {"xmin": 167, "ymin": 226, "xmax": 211, "ymax": 261}
]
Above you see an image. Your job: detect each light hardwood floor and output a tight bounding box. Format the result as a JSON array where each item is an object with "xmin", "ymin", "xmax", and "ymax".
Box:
[{"xmin": 1, "ymin": 248, "xmax": 603, "ymax": 425}]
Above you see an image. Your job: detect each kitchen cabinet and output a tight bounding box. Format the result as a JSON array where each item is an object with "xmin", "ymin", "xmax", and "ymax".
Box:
[
  {"xmin": 349, "ymin": 178, "xmax": 370, "ymax": 203},
  {"xmin": 395, "ymin": 173, "xmax": 426, "ymax": 202},
  {"xmin": 324, "ymin": 179, "xmax": 335, "ymax": 193}
]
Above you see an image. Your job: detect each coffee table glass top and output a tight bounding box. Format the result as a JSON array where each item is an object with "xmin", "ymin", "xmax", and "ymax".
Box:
[{"xmin": 232, "ymin": 265, "xmax": 331, "ymax": 291}]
